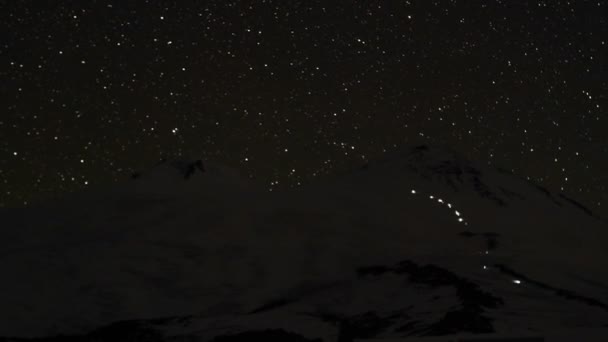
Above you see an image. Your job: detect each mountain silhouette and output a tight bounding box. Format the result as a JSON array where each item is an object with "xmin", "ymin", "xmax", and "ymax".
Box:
[{"xmin": 0, "ymin": 145, "xmax": 606, "ymax": 341}]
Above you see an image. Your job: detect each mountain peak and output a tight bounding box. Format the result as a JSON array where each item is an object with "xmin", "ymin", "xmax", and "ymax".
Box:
[
  {"xmin": 125, "ymin": 157, "xmax": 257, "ymax": 196},
  {"xmin": 132, "ymin": 159, "xmax": 206, "ymax": 180}
]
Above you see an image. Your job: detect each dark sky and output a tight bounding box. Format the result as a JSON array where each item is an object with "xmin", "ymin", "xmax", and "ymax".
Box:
[{"xmin": 0, "ymin": 1, "xmax": 606, "ymax": 210}]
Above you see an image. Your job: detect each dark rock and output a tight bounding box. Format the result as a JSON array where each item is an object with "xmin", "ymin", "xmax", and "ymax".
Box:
[
  {"xmin": 459, "ymin": 231, "xmax": 477, "ymax": 238},
  {"xmin": 308, "ymin": 311, "xmax": 395, "ymax": 342},
  {"xmin": 249, "ymin": 298, "xmax": 292, "ymax": 314},
  {"xmin": 357, "ymin": 260, "xmax": 503, "ymax": 335},
  {"xmin": 559, "ymin": 193, "xmax": 595, "ymax": 217},
  {"xmin": 211, "ymin": 329, "xmax": 322, "ymax": 342},
  {"xmin": 169, "ymin": 160, "xmax": 206, "ymax": 180},
  {"xmin": 471, "ymin": 176, "xmax": 507, "ymax": 207}
]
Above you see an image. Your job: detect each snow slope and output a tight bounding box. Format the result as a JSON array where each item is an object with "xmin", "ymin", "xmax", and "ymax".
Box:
[{"xmin": 0, "ymin": 147, "xmax": 606, "ymax": 341}]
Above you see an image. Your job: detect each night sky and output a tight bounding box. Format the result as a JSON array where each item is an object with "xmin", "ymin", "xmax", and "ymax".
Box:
[{"xmin": 1, "ymin": 1, "xmax": 606, "ymax": 211}]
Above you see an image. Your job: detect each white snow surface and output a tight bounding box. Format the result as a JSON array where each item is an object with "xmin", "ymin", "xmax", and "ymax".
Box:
[{"xmin": 0, "ymin": 146, "xmax": 607, "ymax": 341}]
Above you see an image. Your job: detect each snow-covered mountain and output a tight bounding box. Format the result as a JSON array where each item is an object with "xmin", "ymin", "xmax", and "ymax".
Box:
[{"xmin": 1, "ymin": 145, "xmax": 607, "ymax": 341}]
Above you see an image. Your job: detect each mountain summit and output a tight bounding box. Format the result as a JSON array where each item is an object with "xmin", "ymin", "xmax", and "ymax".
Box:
[{"xmin": 131, "ymin": 159, "xmax": 207, "ymax": 180}]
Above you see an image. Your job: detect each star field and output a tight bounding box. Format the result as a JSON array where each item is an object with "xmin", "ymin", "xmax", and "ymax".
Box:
[{"xmin": 0, "ymin": 1, "xmax": 606, "ymax": 212}]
